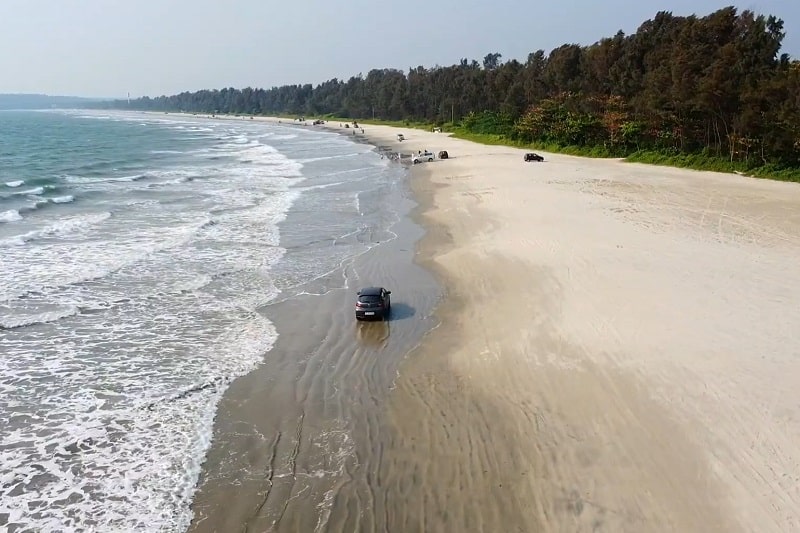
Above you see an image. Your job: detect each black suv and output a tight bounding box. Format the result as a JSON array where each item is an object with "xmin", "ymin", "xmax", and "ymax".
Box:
[
  {"xmin": 524, "ymin": 152, "xmax": 544, "ymax": 162},
  {"xmin": 355, "ymin": 287, "xmax": 391, "ymax": 321}
]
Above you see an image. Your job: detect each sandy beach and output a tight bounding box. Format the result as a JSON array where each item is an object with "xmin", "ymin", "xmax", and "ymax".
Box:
[{"xmin": 190, "ymin": 117, "xmax": 800, "ymax": 532}]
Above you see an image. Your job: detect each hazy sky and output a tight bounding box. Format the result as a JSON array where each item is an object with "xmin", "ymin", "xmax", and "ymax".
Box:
[{"xmin": 1, "ymin": 0, "xmax": 798, "ymax": 98}]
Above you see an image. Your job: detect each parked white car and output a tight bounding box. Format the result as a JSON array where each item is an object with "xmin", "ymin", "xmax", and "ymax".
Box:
[{"xmin": 412, "ymin": 151, "xmax": 435, "ymax": 164}]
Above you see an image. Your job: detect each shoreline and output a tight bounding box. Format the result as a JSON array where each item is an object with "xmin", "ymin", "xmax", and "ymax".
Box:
[
  {"xmin": 169, "ymin": 111, "xmax": 800, "ymax": 531},
  {"xmin": 186, "ymin": 117, "xmax": 443, "ymax": 531}
]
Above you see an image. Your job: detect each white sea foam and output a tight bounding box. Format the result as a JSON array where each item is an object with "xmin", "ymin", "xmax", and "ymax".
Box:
[
  {"xmin": 231, "ymin": 144, "xmax": 304, "ymax": 177},
  {"xmin": 145, "ymin": 168, "xmax": 199, "ymax": 183},
  {"xmin": 14, "ymin": 186, "xmax": 44, "ymax": 195},
  {"xmin": 50, "ymin": 195, "xmax": 74, "ymax": 204},
  {"xmin": 172, "ymin": 273, "xmax": 213, "ymax": 293},
  {"xmin": 0, "ymin": 235, "xmax": 27, "ymax": 246},
  {"xmin": 0, "ymin": 214, "xmax": 211, "ymax": 301},
  {"xmin": 5, "ymin": 180, "xmax": 24, "ymax": 187},
  {"xmin": 203, "ymin": 190, "xmax": 300, "ymax": 248},
  {"xmin": 0, "ymin": 209, "xmax": 22, "ymax": 222},
  {"xmin": 62, "ymin": 175, "xmax": 94, "ymax": 184},
  {"xmin": 0, "ymin": 212, "xmax": 112, "ymax": 248},
  {"xmin": 19, "ymin": 199, "xmax": 49, "ymax": 213},
  {"xmin": 0, "ymin": 305, "xmax": 80, "ymax": 329},
  {"xmin": 109, "ymin": 174, "xmax": 146, "ymax": 182},
  {"xmin": 63, "ymin": 174, "xmax": 145, "ymax": 185},
  {"xmin": 294, "ymin": 181, "xmax": 346, "ymax": 193},
  {"xmin": 298, "ymin": 152, "xmax": 361, "ymax": 164},
  {"xmin": 0, "ymin": 305, "xmax": 277, "ymax": 531},
  {"xmin": 225, "ymin": 134, "xmax": 250, "ymax": 144},
  {"xmin": 75, "ymin": 113, "xmax": 113, "ymax": 120}
]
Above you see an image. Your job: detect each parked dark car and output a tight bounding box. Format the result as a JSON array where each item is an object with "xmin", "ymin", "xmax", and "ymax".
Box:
[
  {"xmin": 438, "ymin": 150, "xmax": 449, "ymax": 159},
  {"xmin": 355, "ymin": 287, "xmax": 391, "ymax": 321},
  {"xmin": 524, "ymin": 152, "xmax": 544, "ymax": 162}
]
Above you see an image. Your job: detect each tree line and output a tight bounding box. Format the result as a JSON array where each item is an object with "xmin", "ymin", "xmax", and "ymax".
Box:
[{"xmin": 100, "ymin": 7, "xmax": 800, "ymax": 169}]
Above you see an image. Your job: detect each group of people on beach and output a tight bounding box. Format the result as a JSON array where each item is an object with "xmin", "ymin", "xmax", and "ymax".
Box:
[{"xmin": 339, "ymin": 122, "xmax": 365, "ymax": 134}]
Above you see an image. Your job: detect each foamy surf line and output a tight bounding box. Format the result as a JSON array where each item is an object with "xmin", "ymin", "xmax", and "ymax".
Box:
[
  {"xmin": 0, "ymin": 209, "xmax": 22, "ymax": 222},
  {"xmin": 0, "ymin": 211, "xmax": 112, "ymax": 247},
  {"xmin": 0, "ymin": 235, "xmax": 285, "ymax": 530},
  {"xmin": 0, "ymin": 309, "xmax": 277, "ymax": 531}
]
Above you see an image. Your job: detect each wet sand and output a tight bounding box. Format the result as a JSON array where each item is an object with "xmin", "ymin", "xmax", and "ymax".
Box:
[
  {"xmin": 190, "ymin": 119, "xmax": 800, "ymax": 532},
  {"xmin": 187, "ymin": 146, "xmax": 442, "ymax": 531}
]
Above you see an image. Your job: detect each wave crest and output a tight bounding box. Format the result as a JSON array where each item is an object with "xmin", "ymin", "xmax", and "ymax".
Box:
[
  {"xmin": 0, "ymin": 209, "xmax": 22, "ymax": 223},
  {"xmin": 0, "ymin": 306, "xmax": 80, "ymax": 329},
  {"xmin": 0, "ymin": 212, "xmax": 112, "ymax": 247}
]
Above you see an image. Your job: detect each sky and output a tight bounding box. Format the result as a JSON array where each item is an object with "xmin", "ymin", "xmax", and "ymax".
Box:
[{"xmin": 0, "ymin": 0, "xmax": 798, "ymax": 98}]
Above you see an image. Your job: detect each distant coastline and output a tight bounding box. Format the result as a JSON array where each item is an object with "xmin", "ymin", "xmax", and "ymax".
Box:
[{"xmin": 0, "ymin": 93, "xmax": 109, "ymax": 110}]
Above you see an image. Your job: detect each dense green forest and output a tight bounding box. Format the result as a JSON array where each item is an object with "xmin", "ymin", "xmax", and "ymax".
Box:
[{"xmin": 101, "ymin": 7, "xmax": 800, "ymax": 177}]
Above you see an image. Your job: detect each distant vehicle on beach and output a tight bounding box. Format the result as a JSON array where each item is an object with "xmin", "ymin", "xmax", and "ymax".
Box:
[
  {"xmin": 396, "ymin": 133, "xmax": 404, "ymax": 141},
  {"xmin": 413, "ymin": 151, "xmax": 435, "ymax": 164},
  {"xmin": 524, "ymin": 152, "xmax": 544, "ymax": 162},
  {"xmin": 438, "ymin": 150, "xmax": 449, "ymax": 159},
  {"xmin": 355, "ymin": 287, "xmax": 391, "ymax": 321}
]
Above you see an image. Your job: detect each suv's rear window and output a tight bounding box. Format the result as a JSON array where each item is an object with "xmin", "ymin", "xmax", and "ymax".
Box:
[{"xmin": 359, "ymin": 295, "xmax": 381, "ymax": 303}]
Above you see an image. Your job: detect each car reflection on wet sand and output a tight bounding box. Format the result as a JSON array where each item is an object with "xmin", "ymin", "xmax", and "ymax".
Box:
[{"xmin": 356, "ymin": 320, "xmax": 389, "ymax": 347}]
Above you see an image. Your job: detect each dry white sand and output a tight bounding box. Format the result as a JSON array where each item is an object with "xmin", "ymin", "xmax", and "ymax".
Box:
[{"xmin": 343, "ymin": 123, "xmax": 800, "ymax": 532}]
